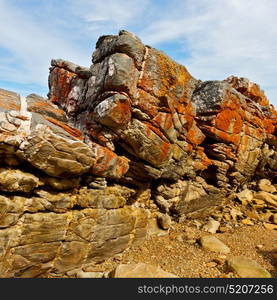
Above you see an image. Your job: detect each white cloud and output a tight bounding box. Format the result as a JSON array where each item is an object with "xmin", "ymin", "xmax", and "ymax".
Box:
[
  {"xmin": 0, "ymin": 0, "xmax": 276, "ymax": 107},
  {"xmin": 139, "ymin": 0, "xmax": 277, "ymax": 106},
  {"xmin": 67, "ymin": 0, "xmax": 150, "ymax": 28},
  {"xmin": 0, "ymin": 0, "xmax": 89, "ymax": 89}
]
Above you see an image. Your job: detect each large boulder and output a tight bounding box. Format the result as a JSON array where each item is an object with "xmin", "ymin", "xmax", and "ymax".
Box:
[
  {"xmin": 192, "ymin": 80, "xmax": 276, "ymax": 187},
  {"xmin": 0, "ymin": 30, "xmax": 276, "ymax": 278}
]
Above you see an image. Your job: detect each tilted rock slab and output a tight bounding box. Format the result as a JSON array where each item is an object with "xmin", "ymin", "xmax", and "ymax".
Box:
[
  {"xmin": 227, "ymin": 256, "xmax": 272, "ymax": 278},
  {"xmin": 111, "ymin": 263, "xmax": 178, "ymax": 278},
  {"xmin": 0, "ymin": 30, "xmax": 276, "ymax": 277}
]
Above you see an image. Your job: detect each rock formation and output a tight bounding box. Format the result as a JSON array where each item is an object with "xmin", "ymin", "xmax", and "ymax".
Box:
[{"xmin": 0, "ymin": 30, "xmax": 276, "ymax": 277}]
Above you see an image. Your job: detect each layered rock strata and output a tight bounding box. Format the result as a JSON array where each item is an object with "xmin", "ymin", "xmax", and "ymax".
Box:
[{"xmin": 0, "ymin": 30, "xmax": 276, "ymax": 277}]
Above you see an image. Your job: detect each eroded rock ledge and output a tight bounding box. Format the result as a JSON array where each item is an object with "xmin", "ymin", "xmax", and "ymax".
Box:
[{"xmin": 0, "ymin": 30, "xmax": 276, "ymax": 277}]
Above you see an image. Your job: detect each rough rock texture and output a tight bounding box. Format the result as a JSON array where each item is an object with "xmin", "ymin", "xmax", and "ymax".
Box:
[
  {"xmin": 227, "ymin": 256, "xmax": 272, "ymax": 278},
  {"xmin": 199, "ymin": 235, "xmax": 230, "ymax": 254},
  {"xmin": 192, "ymin": 80, "xmax": 276, "ymax": 188},
  {"xmin": 111, "ymin": 262, "xmax": 178, "ymax": 278},
  {"xmin": 0, "ymin": 30, "xmax": 276, "ymax": 277}
]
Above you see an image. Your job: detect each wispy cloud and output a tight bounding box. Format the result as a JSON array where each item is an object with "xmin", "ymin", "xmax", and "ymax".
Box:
[
  {"xmin": 0, "ymin": 0, "xmax": 89, "ymax": 88},
  {"xmin": 0, "ymin": 0, "xmax": 276, "ymax": 106},
  {"xmin": 139, "ymin": 0, "xmax": 277, "ymax": 104}
]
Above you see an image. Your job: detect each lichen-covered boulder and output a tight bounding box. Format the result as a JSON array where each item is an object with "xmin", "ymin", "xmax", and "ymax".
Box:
[
  {"xmin": 192, "ymin": 80, "xmax": 276, "ymax": 187},
  {"xmin": 0, "ymin": 29, "xmax": 276, "ymax": 278}
]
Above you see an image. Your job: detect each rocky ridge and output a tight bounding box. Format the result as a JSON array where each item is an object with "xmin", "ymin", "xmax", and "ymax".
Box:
[{"xmin": 0, "ymin": 30, "xmax": 276, "ymax": 278}]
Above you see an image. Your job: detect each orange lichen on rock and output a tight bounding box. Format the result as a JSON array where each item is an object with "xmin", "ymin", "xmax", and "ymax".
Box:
[
  {"xmin": 0, "ymin": 88, "xmax": 20, "ymax": 111},
  {"xmin": 225, "ymin": 75, "xmax": 270, "ymax": 106},
  {"xmin": 194, "ymin": 147, "xmax": 212, "ymax": 170},
  {"xmin": 134, "ymin": 89, "xmax": 159, "ymax": 118},
  {"xmin": 91, "ymin": 142, "xmax": 129, "ymax": 178},
  {"xmin": 144, "ymin": 121, "xmax": 170, "ymax": 142},
  {"xmin": 139, "ymin": 48, "xmax": 197, "ymax": 105},
  {"xmin": 215, "ymin": 109, "xmax": 243, "ymax": 134},
  {"xmin": 44, "ymin": 116, "xmax": 83, "ymax": 140},
  {"xmin": 48, "ymin": 67, "xmax": 76, "ymax": 106},
  {"xmin": 45, "ymin": 30, "xmax": 276, "ymax": 185},
  {"xmin": 186, "ymin": 121, "xmax": 205, "ymax": 146},
  {"xmin": 27, "ymin": 97, "xmax": 67, "ymax": 122}
]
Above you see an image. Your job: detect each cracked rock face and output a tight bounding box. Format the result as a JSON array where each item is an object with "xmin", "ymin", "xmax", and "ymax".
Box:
[{"xmin": 0, "ymin": 30, "xmax": 276, "ymax": 277}]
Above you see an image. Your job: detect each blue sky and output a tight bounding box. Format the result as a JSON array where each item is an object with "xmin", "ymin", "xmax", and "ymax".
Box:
[{"xmin": 0, "ymin": 0, "xmax": 276, "ymax": 107}]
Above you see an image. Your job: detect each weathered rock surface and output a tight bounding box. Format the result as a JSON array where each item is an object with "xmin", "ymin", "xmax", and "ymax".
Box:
[
  {"xmin": 0, "ymin": 30, "xmax": 276, "ymax": 277},
  {"xmin": 227, "ymin": 256, "xmax": 272, "ymax": 278},
  {"xmin": 199, "ymin": 236, "xmax": 230, "ymax": 254},
  {"xmin": 0, "ymin": 192, "xmax": 149, "ymax": 277},
  {"xmin": 257, "ymin": 179, "xmax": 276, "ymax": 193},
  {"xmin": 0, "ymin": 168, "xmax": 43, "ymax": 193},
  {"xmin": 111, "ymin": 263, "xmax": 178, "ymax": 278},
  {"xmin": 202, "ymin": 219, "xmax": 220, "ymax": 234}
]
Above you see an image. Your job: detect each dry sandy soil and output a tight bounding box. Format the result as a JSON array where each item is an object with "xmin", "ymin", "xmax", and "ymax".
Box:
[{"xmin": 80, "ymin": 221, "xmax": 276, "ymax": 278}]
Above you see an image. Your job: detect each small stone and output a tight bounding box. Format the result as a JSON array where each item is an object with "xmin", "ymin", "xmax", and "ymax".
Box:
[
  {"xmin": 230, "ymin": 208, "xmax": 243, "ymax": 220},
  {"xmin": 202, "ymin": 219, "xmax": 220, "ymax": 234},
  {"xmin": 111, "ymin": 263, "xmax": 178, "ymax": 278},
  {"xmin": 187, "ymin": 239, "xmax": 196, "ymax": 245},
  {"xmin": 147, "ymin": 218, "xmax": 168, "ymax": 236},
  {"xmin": 256, "ymin": 244, "xmax": 263, "ymax": 250},
  {"xmin": 165, "ymin": 245, "xmax": 173, "ymax": 250},
  {"xmin": 244, "ymin": 210, "xmax": 260, "ymax": 220},
  {"xmin": 193, "ymin": 220, "xmax": 203, "ymax": 229},
  {"xmin": 206, "ymin": 261, "xmax": 217, "ymax": 268},
  {"xmin": 253, "ymin": 192, "xmax": 277, "ymax": 208},
  {"xmin": 199, "ymin": 236, "xmax": 230, "ymax": 254},
  {"xmin": 241, "ymin": 218, "xmax": 254, "ymax": 226},
  {"xmin": 114, "ymin": 253, "xmax": 123, "ymax": 261},
  {"xmin": 211, "ymin": 212, "xmax": 223, "ymax": 221},
  {"xmin": 223, "ymin": 214, "xmax": 231, "ymax": 221},
  {"xmin": 66, "ymin": 269, "xmax": 80, "ymax": 277},
  {"xmin": 258, "ymin": 211, "xmax": 273, "ymax": 222},
  {"xmin": 176, "ymin": 234, "xmax": 184, "ymax": 242},
  {"xmin": 213, "ymin": 255, "xmax": 226, "ymax": 265},
  {"xmin": 263, "ymin": 223, "xmax": 277, "ymax": 230},
  {"xmin": 236, "ymin": 189, "xmax": 253, "ymax": 204},
  {"xmin": 258, "ymin": 179, "xmax": 276, "ymax": 193},
  {"xmin": 157, "ymin": 214, "xmax": 171, "ymax": 230},
  {"xmin": 219, "ymin": 226, "xmax": 231, "ymax": 233},
  {"xmin": 76, "ymin": 270, "xmax": 104, "ymax": 278},
  {"xmin": 227, "ymin": 256, "xmax": 271, "ymax": 278}
]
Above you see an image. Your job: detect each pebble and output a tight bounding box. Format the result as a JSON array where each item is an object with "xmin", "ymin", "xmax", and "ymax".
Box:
[
  {"xmin": 176, "ymin": 234, "xmax": 184, "ymax": 242},
  {"xmin": 236, "ymin": 189, "xmax": 253, "ymax": 204},
  {"xmin": 157, "ymin": 214, "xmax": 171, "ymax": 230},
  {"xmin": 241, "ymin": 218, "xmax": 254, "ymax": 226},
  {"xmin": 199, "ymin": 236, "xmax": 230, "ymax": 254},
  {"xmin": 187, "ymin": 239, "xmax": 196, "ymax": 245},
  {"xmin": 203, "ymin": 219, "xmax": 220, "ymax": 234},
  {"xmin": 256, "ymin": 244, "xmax": 263, "ymax": 250},
  {"xmin": 219, "ymin": 226, "xmax": 231, "ymax": 233},
  {"xmin": 213, "ymin": 255, "xmax": 226, "ymax": 265},
  {"xmin": 258, "ymin": 179, "xmax": 276, "ymax": 193},
  {"xmin": 193, "ymin": 220, "xmax": 202, "ymax": 229},
  {"xmin": 111, "ymin": 263, "xmax": 178, "ymax": 278},
  {"xmin": 205, "ymin": 261, "xmax": 218, "ymax": 268},
  {"xmin": 183, "ymin": 227, "xmax": 197, "ymax": 240}
]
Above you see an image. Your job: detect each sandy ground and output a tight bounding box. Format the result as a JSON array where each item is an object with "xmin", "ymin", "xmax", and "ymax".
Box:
[{"xmin": 83, "ymin": 222, "xmax": 277, "ymax": 278}]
